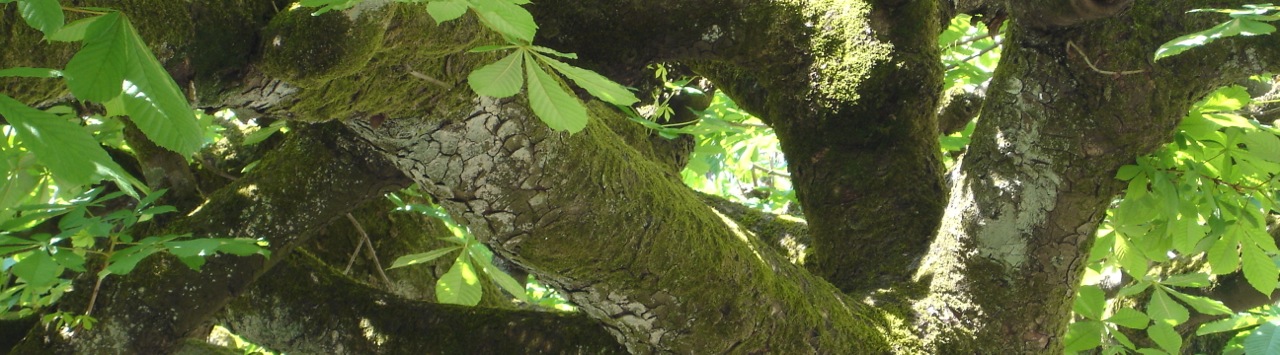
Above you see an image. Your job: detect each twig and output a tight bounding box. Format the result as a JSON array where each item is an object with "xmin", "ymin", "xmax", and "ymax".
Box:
[
  {"xmin": 404, "ymin": 65, "xmax": 452, "ymax": 90},
  {"xmin": 346, "ymin": 213, "xmax": 394, "ymax": 289},
  {"xmin": 945, "ymin": 39, "xmax": 1003, "ymax": 71},
  {"xmin": 200, "ymin": 156, "xmax": 241, "ymax": 181},
  {"xmin": 1066, "ymin": 41, "xmax": 1146, "ymax": 76}
]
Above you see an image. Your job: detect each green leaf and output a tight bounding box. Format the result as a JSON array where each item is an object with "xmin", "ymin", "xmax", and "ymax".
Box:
[
  {"xmin": 467, "ymin": 0, "xmax": 537, "ymax": 43},
  {"xmin": 525, "ymin": 58, "xmax": 589, "ymax": 133},
  {"xmin": 436, "ymin": 257, "xmax": 482, "ymax": 306},
  {"xmin": 468, "ymin": 44, "xmax": 517, "ymax": 53},
  {"xmin": 101, "ymin": 245, "xmax": 159, "ymax": 278},
  {"xmin": 0, "ymin": 94, "xmax": 136, "ymax": 189},
  {"xmin": 118, "ymin": 16, "xmax": 204, "ymax": 156},
  {"xmin": 426, "ymin": 0, "xmax": 468, "ymax": 24},
  {"xmin": 1161, "ymin": 273, "xmax": 1211, "ymax": 287},
  {"xmin": 1243, "ymin": 131, "xmax": 1280, "ymax": 163},
  {"xmin": 0, "ymin": 67, "xmax": 62, "ymax": 78},
  {"xmin": 1207, "ymin": 233, "xmax": 1241, "ymax": 275},
  {"xmin": 1240, "ymin": 242, "xmax": 1278, "ymax": 295},
  {"xmin": 64, "ymin": 13, "xmax": 128, "ymax": 102},
  {"xmin": 467, "ymin": 51, "xmax": 525, "ymax": 97},
  {"xmin": 47, "ymin": 15, "xmax": 100, "ymax": 42},
  {"xmin": 530, "ymin": 45, "xmax": 578, "ymax": 59},
  {"xmin": 388, "ymin": 246, "xmax": 461, "ymax": 269},
  {"xmin": 1148, "ymin": 322, "xmax": 1182, "ymax": 354},
  {"xmin": 50, "ymin": 250, "xmax": 86, "ymax": 273},
  {"xmin": 1247, "ymin": 321, "xmax": 1280, "ymax": 355},
  {"xmin": 17, "ymin": 0, "xmax": 64, "ymax": 38},
  {"xmin": 163, "ymin": 238, "xmax": 224, "ymax": 270},
  {"xmin": 214, "ymin": 239, "xmax": 269, "ymax": 257},
  {"xmin": 1063, "ymin": 320, "xmax": 1104, "ymax": 352},
  {"xmin": 1164, "ymin": 287, "xmax": 1232, "ymax": 316},
  {"xmin": 1074, "ymin": 285, "xmax": 1106, "ymax": 320},
  {"xmin": 12, "ymin": 251, "xmax": 61, "ymax": 289},
  {"xmin": 1198, "ymin": 314, "xmax": 1264, "ymax": 335},
  {"xmin": 1116, "ymin": 165, "xmax": 1142, "ymax": 180},
  {"xmin": 1106, "ymin": 308, "xmax": 1151, "ymax": 329},
  {"xmin": 471, "ymin": 252, "xmax": 528, "ymax": 302},
  {"xmin": 1147, "ymin": 289, "xmax": 1189, "ymax": 326},
  {"xmin": 538, "ymin": 56, "xmax": 640, "ymax": 106}
]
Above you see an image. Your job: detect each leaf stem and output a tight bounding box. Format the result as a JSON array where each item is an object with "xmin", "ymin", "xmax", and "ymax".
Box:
[{"xmin": 61, "ymin": 6, "xmax": 108, "ymax": 16}]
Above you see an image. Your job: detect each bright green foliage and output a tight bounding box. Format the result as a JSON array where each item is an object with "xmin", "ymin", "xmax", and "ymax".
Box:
[
  {"xmin": 63, "ymin": 13, "xmax": 126, "ymax": 102},
  {"xmin": 1248, "ymin": 321, "xmax": 1280, "ymax": 355},
  {"xmin": 0, "ymin": 94, "xmax": 137, "ymax": 195},
  {"xmin": 468, "ymin": 51, "xmax": 526, "ymax": 97},
  {"xmin": 0, "ymin": 189, "xmax": 268, "ymax": 327},
  {"xmin": 1155, "ymin": 5, "xmax": 1280, "ymax": 61},
  {"xmin": 15, "ymin": 0, "xmax": 62, "ymax": 38},
  {"xmin": 385, "ymin": 192, "xmax": 530, "ymax": 306},
  {"xmin": 524, "ymin": 53, "xmax": 590, "ymax": 132}
]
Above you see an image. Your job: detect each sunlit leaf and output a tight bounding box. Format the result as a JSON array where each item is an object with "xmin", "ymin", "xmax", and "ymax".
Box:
[
  {"xmin": 63, "ymin": 12, "xmax": 128, "ymax": 102},
  {"xmin": 525, "ymin": 56, "xmax": 589, "ymax": 133},
  {"xmin": 436, "ymin": 257, "xmax": 482, "ymax": 306},
  {"xmin": 468, "ymin": 0, "xmax": 537, "ymax": 43},
  {"xmin": 1247, "ymin": 321, "xmax": 1280, "ymax": 355},
  {"xmin": 1063, "ymin": 320, "xmax": 1104, "ymax": 352},
  {"xmin": 0, "ymin": 94, "xmax": 136, "ymax": 190},
  {"xmin": 467, "ymin": 51, "xmax": 525, "ymax": 98},
  {"xmin": 118, "ymin": 15, "xmax": 204, "ymax": 156},
  {"xmin": 17, "ymin": 0, "xmax": 63, "ymax": 38},
  {"xmin": 1148, "ymin": 322, "xmax": 1182, "ymax": 354},
  {"xmin": 1147, "ymin": 289, "xmax": 1189, "ymax": 326},
  {"xmin": 1074, "ymin": 285, "xmax": 1105, "ymax": 320},
  {"xmin": 1106, "ymin": 308, "xmax": 1150, "ymax": 329},
  {"xmin": 388, "ymin": 246, "xmax": 461, "ymax": 269},
  {"xmin": 539, "ymin": 55, "xmax": 640, "ymax": 106},
  {"xmin": 426, "ymin": 0, "xmax": 468, "ymax": 24},
  {"xmin": 1240, "ymin": 242, "xmax": 1278, "ymax": 295}
]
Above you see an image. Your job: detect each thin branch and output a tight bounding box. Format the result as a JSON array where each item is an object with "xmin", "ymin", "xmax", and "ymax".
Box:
[
  {"xmin": 1066, "ymin": 41, "xmax": 1146, "ymax": 76},
  {"xmin": 346, "ymin": 213, "xmax": 394, "ymax": 289},
  {"xmin": 404, "ymin": 65, "xmax": 453, "ymax": 90},
  {"xmin": 945, "ymin": 39, "xmax": 1003, "ymax": 70}
]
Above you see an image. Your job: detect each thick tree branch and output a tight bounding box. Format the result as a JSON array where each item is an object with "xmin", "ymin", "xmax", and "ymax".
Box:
[
  {"xmin": 14, "ymin": 122, "xmax": 410, "ymax": 353},
  {"xmin": 219, "ymin": 250, "xmax": 626, "ymax": 354}
]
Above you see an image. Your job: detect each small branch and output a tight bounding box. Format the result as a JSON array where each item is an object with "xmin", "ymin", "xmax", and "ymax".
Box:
[
  {"xmin": 945, "ymin": 39, "xmax": 1003, "ymax": 70},
  {"xmin": 61, "ymin": 6, "xmax": 108, "ymax": 15},
  {"xmin": 1066, "ymin": 41, "xmax": 1145, "ymax": 76},
  {"xmin": 752, "ymin": 164, "xmax": 791, "ymax": 179},
  {"xmin": 200, "ymin": 156, "xmax": 241, "ymax": 181},
  {"xmin": 346, "ymin": 213, "xmax": 394, "ymax": 289},
  {"xmin": 404, "ymin": 65, "xmax": 452, "ymax": 90}
]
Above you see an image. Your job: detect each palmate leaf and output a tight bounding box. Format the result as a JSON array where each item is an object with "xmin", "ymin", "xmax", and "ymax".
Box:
[
  {"xmin": 47, "ymin": 15, "xmax": 100, "ymax": 42},
  {"xmin": 117, "ymin": 15, "xmax": 204, "ymax": 156},
  {"xmin": 1165, "ymin": 287, "xmax": 1232, "ymax": 316},
  {"xmin": 1106, "ymin": 308, "xmax": 1150, "ymax": 329},
  {"xmin": 525, "ymin": 55, "xmax": 589, "ymax": 133},
  {"xmin": 467, "ymin": 51, "xmax": 525, "ymax": 97},
  {"xmin": 0, "ymin": 94, "xmax": 136, "ymax": 191},
  {"xmin": 16, "ymin": 0, "xmax": 63, "ymax": 38},
  {"xmin": 63, "ymin": 12, "xmax": 128, "ymax": 102},
  {"xmin": 1074, "ymin": 285, "xmax": 1106, "ymax": 320}
]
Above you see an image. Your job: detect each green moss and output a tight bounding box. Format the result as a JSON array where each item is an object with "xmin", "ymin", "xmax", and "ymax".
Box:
[
  {"xmin": 278, "ymin": 5, "xmax": 497, "ymax": 122},
  {"xmin": 259, "ymin": 6, "xmax": 388, "ymax": 89}
]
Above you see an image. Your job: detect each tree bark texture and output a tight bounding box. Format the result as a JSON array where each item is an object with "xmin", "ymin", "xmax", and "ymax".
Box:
[{"xmin": 3, "ymin": 0, "xmax": 1280, "ymax": 353}]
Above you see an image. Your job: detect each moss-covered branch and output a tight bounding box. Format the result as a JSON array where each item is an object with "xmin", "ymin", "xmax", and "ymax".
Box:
[
  {"xmin": 13, "ymin": 122, "xmax": 410, "ymax": 353},
  {"xmin": 219, "ymin": 251, "xmax": 626, "ymax": 353}
]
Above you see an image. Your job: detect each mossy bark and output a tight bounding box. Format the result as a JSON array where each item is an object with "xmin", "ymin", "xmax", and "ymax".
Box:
[
  {"xmin": 6, "ymin": 0, "xmax": 1280, "ymax": 353},
  {"xmin": 12, "ymin": 123, "xmax": 410, "ymax": 353},
  {"xmin": 219, "ymin": 250, "xmax": 625, "ymax": 354}
]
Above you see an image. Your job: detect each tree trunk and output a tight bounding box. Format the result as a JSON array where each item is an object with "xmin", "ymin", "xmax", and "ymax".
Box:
[{"xmin": 5, "ymin": 0, "xmax": 1280, "ymax": 353}]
